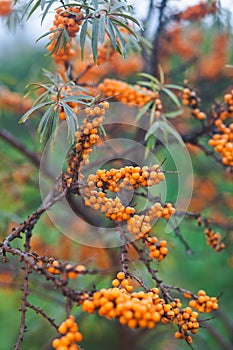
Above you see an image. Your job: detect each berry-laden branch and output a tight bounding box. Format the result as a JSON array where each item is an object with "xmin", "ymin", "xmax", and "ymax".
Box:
[
  {"xmin": 1, "ymin": 90, "xmax": 228, "ymax": 349},
  {"xmin": 0, "ymin": 1, "xmax": 232, "ymax": 349}
]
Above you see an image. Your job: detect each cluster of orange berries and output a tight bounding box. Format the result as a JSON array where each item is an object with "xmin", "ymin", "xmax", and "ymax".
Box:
[
  {"xmin": 82, "ymin": 163, "xmax": 175, "ymax": 236},
  {"xmin": 146, "ymin": 237, "xmax": 168, "ymax": 261},
  {"xmin": 52, "ymin": 316, "xmax": 83, "ymax": 350},
  {"xmin": 127, "ymin": 214, "xmax": 151, "ymax": 239},
  {"xmin": 111, "ymin": 271, "xmax": 134, "ymax": 292},
  {"xmin": 189, "ymin": 290, "xmax": 219, "ymax": 313},
  {"xmin": 45, "ymin": 260, "xmax": 86, "ymax": 279},
  {"xmin": 0, "ymin": 0, "xmax": 12, "ymax": 16},
  {"xmin": 86, "ymin": 165, "xmax": 165, "ymax": 192},
  {"xmin": 196, "ymin": 217, "xmax": 225, "ymax": 252},
  {"xmin": 75, "ymin": 102, "xmax": 109, "ymax": 166},
  {"xmin": 48, "ymin": 7, "xmax": 84, "ymax": 65},
  {"xmin": 224, "ymin": 91, "xmax": 233, "ymax": 117},
  {"xmin": 149, "ymin": 202, "xmax": 175, "ymax": 220},
  {"xmin": 177, "ymin": 1, "xmax": 217, "ymax": 21},
  {"xmin": 98, "ymin": 79, "xmax": 162, "ymax": 113},
  {"xmin": 82, "ymin": 163, "xmax": 175, "ymax": 237},
  {"xmin": 81, "ymin": 274, "xmax": 204, "ymax": 346},
  {"xmin": 66, "ymin": 101, "xmax": 109, "ymax": 184},
  {"xmin": 83, "ymin": 188, "xmax": 135, "ymax": 222},
  {"xmin": 207, "ymin": 92, "xmax": 233, "ymax": 166},
  {"xmin": 82, "ymin": 282, "xmax": 178, "ymax": 329},
  {"xmin": 174, "ymin": 306, "xmax": 199, "ymax": 345},
  {"xmin": 80, "ymin": 278, "xmax": 220, "ymax": 344},
  {"xmin": 0, "ymin": 87, "xmax": 33, "ymax": 114},
  {"xmin": 182, "ymin": 87, "xmax": 206, "ymax": 120},
  {"xmin": 208, "ymin": 120, "xmax": 233, "ymax": 166},
  {"xmin": 127, "ymin": 202, "xmax": 175, "ymax": 240},
  {"xmin": 204, "ymin": 227, "xmax": 225, "ymax": 252}
]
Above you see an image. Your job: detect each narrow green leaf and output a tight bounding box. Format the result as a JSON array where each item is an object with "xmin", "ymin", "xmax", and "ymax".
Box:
[
  {"xmin": 150, "ymin": 102, "xmax": 156, "ymax": 125},
  {"xmin": 110, "ymin": 2, "xmax": 133, "ymax": 12},
  {"xmin": 136, "ymin": 81, "xmax": 153, "ymax": 88},
  {"xmin": 145, "ymin": 121, "xmax": 161, "ymax": 141},
  {"xmin": 80, "ymin": 19, "xmax": 88, "ymax": 60},
  {"xmin": 47, "ymin": 31, "xmax": 64, "ymax": 55},
  {"xmin": 63, "ymin": 95, "xmax": 94, "ymax": 103},
  {"xmin": 99, "ymin": 14, "xmax": 106, "ymax": 44},
  {"xmin": 147, "ymin": 118, "xmax": 184, "ymax": 146},
  {"xmin": 165, "ymin": 84, "xmax": 184, "ymax": 91},
  {"xmin": 112, "ymin": 21, "xmax": 126, "ymax": 56},
  {"xmin": 50, "ymin": 107, "xmax": 60, "ymax": 142},
  {"xmin": 162, "ymin": 88, "xmax": 181, "ymax": 107},
  {"xmin": 62, "ymin": 103, "xmax": 78, "ymax": 142},
  {"xmin": 162, "ymin": 121, "xmax": 183, "ymax": 145},
  {"xmin": 110, "ymin": 13, "xmax": 141, "ymax": 27},
  {"xmin": 136, "ymin": 101, "xmax": 153, "ymax": 121},
  {"xmin": 40, "ymin": 0, "xmax": 46, "ymax": 10},
  {"xmin": 92, "ymin": 0, "xmax": 99, "ymax": 10},
  {"xmin": 38, "ymin": 105, "xmax": 55, "ymax": 141},
  {"xmin": 158, "ymin": 64, "xmax": 164, "ymax": 84},
  {"xmin": 32, "ymin": 90, "xmax": 49, "ymax": 106},
  {"xmin": 165, "ymin": 109, "xmax": 183, "ymax": 119},
  {"xmin": 138, "ymin": 72, "xmax": 160, "ymax": 85},
  {"xmin": 115, "ymin": 44, "xmax": 122, "ymax": 56},
  {"xmin": 41, "ymin": 0, "xmax": 55, "ymax": 23},
  {"xmin": 19, "ymin": 101, "xmax": 53, "ymax": 124},
  {"xmin": 36, "ymin": 28, "xmax": 62, "ymax": 43},
  {"xmin": 99, "ymin": 125, "xmax": 107, "ymax": 136},
  {"xmin": 63, "ymin": 28, "xmax": 72, "ymax": 47},
  {"xmin": 28, "ymin": 83, "xmax": 55, "ymax": 95},
  {"xmin": 22, "ymin": 0, "xmax": 34, "ymax": 19},
  {"xmin": 107, "ymin": 17, "xmax": 116, "ymax": 50},
  {"xmin": 26, "ymin": 0, "xmax": 40, "ymax": 20},
  {"xmin": 110, "ymin": 18, "xmax": 138, "ymax": 39},
  {"xmin": 145, "ymin": 135, "xmax": 156, "ymax": 158},
  {"xmin": 92, "ymin": 18, "xmax": 99, "ymax": 63}
]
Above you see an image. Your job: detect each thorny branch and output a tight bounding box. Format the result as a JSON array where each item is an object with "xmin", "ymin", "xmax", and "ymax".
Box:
[
  {"xmin": 25, "ymin": 301, "xmax": 59, "ymax": 331},
  {"xmin": 1, "ymin": 185, "xmax": 67, "ymax": 248},
  {"xmin": 14, "ymin": 228, "xmax": 32, "ymax": 350}
]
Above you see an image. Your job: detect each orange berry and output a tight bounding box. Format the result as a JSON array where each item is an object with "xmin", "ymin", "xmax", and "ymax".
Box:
[{"xmin": 117, "ymin": 272, "xmax": 125, "ymax": 280}]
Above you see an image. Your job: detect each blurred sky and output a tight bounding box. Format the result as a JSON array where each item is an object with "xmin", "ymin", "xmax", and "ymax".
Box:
[{"xmin": 0, "ymin": 0, "xmax": 232, "ymax": 58}]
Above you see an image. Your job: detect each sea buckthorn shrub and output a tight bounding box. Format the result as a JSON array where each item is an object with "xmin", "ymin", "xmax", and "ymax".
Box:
[{"xmin": 0, "ymin": 1, "xmax": 232, "ymax": 350}]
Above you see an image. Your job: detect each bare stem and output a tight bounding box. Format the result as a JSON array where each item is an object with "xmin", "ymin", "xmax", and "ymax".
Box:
[{"xmin": 25, "ymin": 301, "xmax": 59, "ymax": 331}]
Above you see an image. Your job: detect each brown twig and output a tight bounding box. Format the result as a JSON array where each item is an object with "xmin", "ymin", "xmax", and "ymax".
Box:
[
  {"xmin": 119, "ymin": 228, "xmax": 129, "ymax": 275},
  {"xmin": 0, "ymin": 127, "xmax": 40, "ymax": 168},
  {"xmin": 25, "ymin": 300, "xmax": 59, "ymax": 331},
  {"xmin": 14, "ymin": 229, "xmax": 32, "ymax": 350},
  {"xmin": 2, "ymin": 186, "xmax": 66, "ymax": 247}
]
